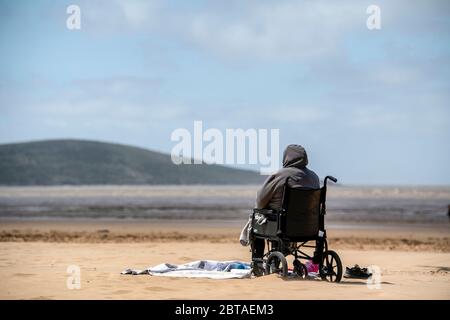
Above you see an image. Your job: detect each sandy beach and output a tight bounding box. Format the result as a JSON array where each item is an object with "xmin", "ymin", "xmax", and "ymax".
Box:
[
  {"xmin": 0, "ymin": 219, "xmax": 449, "ymax": 300},
  {"xmin": 0, "ymin": 185, "xmax": 449, "ymax": 299}
]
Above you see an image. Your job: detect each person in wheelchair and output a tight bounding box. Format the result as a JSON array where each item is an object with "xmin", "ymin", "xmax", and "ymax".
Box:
[
  {"xmin": 240, "ymin": 144, "xmax": 319, "ymax": 256},
  {"xmin": 240, "ymin": 144, "xmax": 343, "ymax": 281}
]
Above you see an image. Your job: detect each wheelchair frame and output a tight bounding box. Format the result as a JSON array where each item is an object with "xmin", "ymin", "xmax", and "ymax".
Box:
[{"xmin": 250, "ymin": 175, "xmax": 343, "ymax": 282}]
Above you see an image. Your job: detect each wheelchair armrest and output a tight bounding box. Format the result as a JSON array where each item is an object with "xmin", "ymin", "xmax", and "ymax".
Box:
[{"xmin": 253, "ymin": 208, "xmax": 279, "ymax": 215}]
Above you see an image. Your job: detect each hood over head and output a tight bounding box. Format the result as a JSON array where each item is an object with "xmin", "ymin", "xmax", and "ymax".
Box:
[{"xmin": 282, "ymin": 144, "xmax": 308, "ymax": 168}]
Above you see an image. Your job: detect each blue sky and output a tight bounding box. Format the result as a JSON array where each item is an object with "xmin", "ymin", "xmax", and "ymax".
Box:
[{"xmin": 0, "ymin": 0, "xmax": 449, "ymax": 185}]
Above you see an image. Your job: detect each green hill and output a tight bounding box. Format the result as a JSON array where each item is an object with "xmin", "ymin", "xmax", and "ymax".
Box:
[{"xmin": 0, "ymin": 140, "xmax": 265, "ymax": 185}]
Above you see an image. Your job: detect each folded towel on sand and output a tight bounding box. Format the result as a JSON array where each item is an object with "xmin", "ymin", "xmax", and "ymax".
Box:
[{"xmin": 121, "ymin": 260, "xmax": 252, "ymax": 279}]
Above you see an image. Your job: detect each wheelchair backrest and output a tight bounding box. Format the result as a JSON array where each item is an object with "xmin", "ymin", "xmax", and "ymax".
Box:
[{"xmin": 281, "ymin": 186, "xmax": 322, "ymax": 238}]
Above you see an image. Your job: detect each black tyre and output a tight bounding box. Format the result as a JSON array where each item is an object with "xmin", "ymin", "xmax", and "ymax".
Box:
[
  {"xmin": 264, "ymin": 251, "xmax": 288, "ymax": 278},
  {"xmin": 319, "ymin": 250, "xmax": 343, "ymax": 283}
]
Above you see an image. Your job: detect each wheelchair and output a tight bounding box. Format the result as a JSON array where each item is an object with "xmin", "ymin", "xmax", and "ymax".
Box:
[{"xmin": 250, "ymin": 176, "xmax": 343, "ymax": 282}]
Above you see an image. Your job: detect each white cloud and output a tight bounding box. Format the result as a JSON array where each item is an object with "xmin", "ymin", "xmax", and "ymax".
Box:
[
  {"xmin": 116, "ymin": 0, "xmax": 164, "ymax": 29},
  {"xmin": 78, "ymin": 0, "xmax": 450, "ymax": 63},
  {"xmin": 78, "ymin": 0, "xmax": 164, "ymax": 34},
  {"xmin": 0, "ymin": 76, "xmax": 188, "ymax": 131},
  {"xmin": 179, "ymin": 1, "xmax": 362, "ymax": 61}
]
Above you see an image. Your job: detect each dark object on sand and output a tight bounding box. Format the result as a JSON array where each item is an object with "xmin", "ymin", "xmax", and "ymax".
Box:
[
  {"xmin": 251, "ymin": 175, "xmax": 343, "ymax": 283},
  {"xmin": 344, "ymin": 265, "xmax": 372, "ymax": 279}
]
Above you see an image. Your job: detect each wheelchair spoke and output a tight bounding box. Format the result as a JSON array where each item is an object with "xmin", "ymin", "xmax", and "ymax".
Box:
[{"xmin": 315, "ymin": 251, "xmax": 342, "ymax": 282}]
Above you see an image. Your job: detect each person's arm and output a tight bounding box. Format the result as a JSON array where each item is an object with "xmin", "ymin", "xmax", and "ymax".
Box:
[{"xmin": 255, "ymin": 174, "xmax": 277, "ymax": 209}]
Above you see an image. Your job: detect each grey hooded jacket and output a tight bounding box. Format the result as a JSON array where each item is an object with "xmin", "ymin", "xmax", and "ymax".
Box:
[
  {"xmin": 239, "ymin": 144, "xmax": 320, "ymax": 245},
  {"xmin": 256, "ymin": 144, "xmax": 320, "ymax": 209}
]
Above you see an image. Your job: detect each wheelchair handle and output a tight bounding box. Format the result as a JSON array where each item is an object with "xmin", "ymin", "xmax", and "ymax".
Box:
[{"xmin": 324, "ymin": 175, "xmax": 338, "ymax": 187}]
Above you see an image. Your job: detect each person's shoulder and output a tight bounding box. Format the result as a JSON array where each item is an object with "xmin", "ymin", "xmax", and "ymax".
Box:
[
  {"xmin": 304, "ymin": 167, "xmax": 320, "ymax": 184},
  {"xmin": 276, "ymin": 167, "xmax": 296, "ymax": 177},
  {"xmin": 303, "ymin": 166, "xmax": 318, "ymax": 175}
]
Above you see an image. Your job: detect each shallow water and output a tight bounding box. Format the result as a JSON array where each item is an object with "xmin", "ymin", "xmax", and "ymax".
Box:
[{"xmin": 0, "ymin": 185, "xmax": 449, "ymax": 223}]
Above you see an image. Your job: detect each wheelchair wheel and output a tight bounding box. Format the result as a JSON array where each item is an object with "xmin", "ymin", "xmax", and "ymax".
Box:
[
  {"xmin": 264, "ymin": 251, "xmax": 288, "ymax": 278},
  {"xmin": 293, "ymin": 259, "xmax": 308, "ymax": 279},
  {"xmin": 319, "ymin": 250, "xmax": 343, "ymax": 283}
]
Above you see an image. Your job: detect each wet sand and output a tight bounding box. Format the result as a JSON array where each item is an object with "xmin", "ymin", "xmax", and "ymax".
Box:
[{"xmin": 0, "ymin": 219, "xmax": 449, "ymax": 252}]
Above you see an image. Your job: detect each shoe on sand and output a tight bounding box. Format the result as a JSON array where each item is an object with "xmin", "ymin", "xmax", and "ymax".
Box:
[
  {"xmin": 250, "ymin": 260, "xmax": 265, "ymax": 277},
  {"xmin": 344, "ymin": 264, "xmax": 372, "ymax": 279}
]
